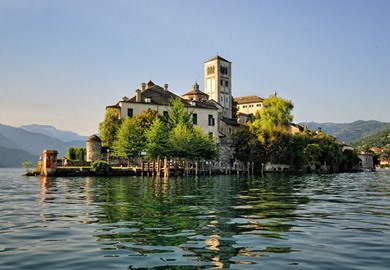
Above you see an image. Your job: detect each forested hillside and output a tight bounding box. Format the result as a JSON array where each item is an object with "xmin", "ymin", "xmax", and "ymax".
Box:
[
  {"xmin": 301, "ymin": 120, "xmax": 390, "ymax": 143},
  {"xmin": 352, "ymin": 128, "xmax": 390, "ymax": 150}
]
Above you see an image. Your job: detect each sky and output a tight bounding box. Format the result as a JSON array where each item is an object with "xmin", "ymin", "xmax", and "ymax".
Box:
[{"xmin": 0, "ymin": 0, "xmax": 389, "ymax": 136}]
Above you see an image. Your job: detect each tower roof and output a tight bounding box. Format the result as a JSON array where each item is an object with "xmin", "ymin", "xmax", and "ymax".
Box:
[
  {"xmin": 205, "ymin": 55, "xmax": 231, "ymax": 63},
  {"xmin": 87, "ymin": 134, "xmax": 101, "ymax": 142}
]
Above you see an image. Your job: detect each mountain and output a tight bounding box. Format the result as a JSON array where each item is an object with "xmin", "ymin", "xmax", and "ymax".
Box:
[
  {"xmin": 0, "ymin": 145, "xmax": 39, "ymax": 168},
  {"xmin": 299, "ymin": 120, "xmax": 390, "ymax": 143},
  {"xmin": 0, "ymin": 123, "xmax": 86, "ymax": 167},
  {"xmin": 351, "ymin": 128, "xmax": 390, "ymax": 149},
  {"xmin": 20, "ymin": 124, "xmax": 88, "ymax": 142}
]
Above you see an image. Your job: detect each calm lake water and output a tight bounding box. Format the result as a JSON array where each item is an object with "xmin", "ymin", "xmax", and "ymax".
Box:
[{"xmin": 0, "ymin": 169, "xmax": 389, "ymax": 269}]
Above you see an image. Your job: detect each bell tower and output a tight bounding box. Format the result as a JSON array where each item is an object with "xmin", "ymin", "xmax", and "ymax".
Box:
[{"xmin": 204, "ymin": 55, "xmax": 232, "ymax": 118}]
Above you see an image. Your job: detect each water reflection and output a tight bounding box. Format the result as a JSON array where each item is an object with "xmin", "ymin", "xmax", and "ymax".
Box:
[
  {"xmin": 1, "ymin": 170, "xmax": 389, "ymax": 269},
  {"xmin": 79, "ymin": 175, "xmax": 304, "ymax": 268}
]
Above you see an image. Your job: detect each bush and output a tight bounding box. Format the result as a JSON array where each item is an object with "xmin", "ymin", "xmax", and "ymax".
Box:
[
  {"xmin": 66, "ymin": 148, "xmax": 87, "ymax": 161},
  {"xmin": 90, "ymin": 160, "xmax": 111, "ymax": 175},
  {"xmin": 22, "ymin": 161, "xmax": 33, "ymax": 173}
]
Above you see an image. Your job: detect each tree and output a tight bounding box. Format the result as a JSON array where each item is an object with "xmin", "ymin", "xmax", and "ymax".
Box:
[
  {"xmin": 232, "ymin": 125, "xmax": 267, "ymax": 172},
  {"xmin": 144, "ymin": 117, "xmax": 171, "ymax": 176},
  {"xmin": 22, "ymin": 161, "xmax": 33, "ymax": 174},
  {"xmin": 304, "ymin": 143, "xmax": 322, "ymax": 169},
  {"xmin": 132, "ymin": 108, "xmax": 161, "ymax": 134},
  {"xmin": 145, "ymin": 117, "xmax": 171, "ymax": 160},
  {"xmin": 166, "ymin": 97, "xmax": 193, "ymax": 130},
  {"xmin": 66, "ymin": 147, "xmax": 86, "ymax": 161},
  {"xmin": 191, "ymin": 126, "xmax": 218, "ymax": 161},
  {"xmin": 169, "ymin": 123, "xmax": 193, "ymax": 159},
  {"xmin": 112, "ymin": 117, "xmax": 144, "ymax": 165},
  {"xmin": 260, "ymin": 127, "xmax": 292, "ymax": 164},
  {"xmin": 249, "ymin": 95, "xmax": 294, "ymax": 138},
  {"xmin": 99, "ymin": 108, "xmax": 122, "ymax": 147},
  {"xmin": 339, "ymin": 149, "xmax": 360, "ymax": 172},
  {"xmin": 289, "ymin": 133, "xmax": 309, "ymax": 171}
]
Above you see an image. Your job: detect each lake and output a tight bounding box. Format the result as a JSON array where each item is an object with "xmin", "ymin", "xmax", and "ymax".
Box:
[{"xmin": 0, "ymin": 168, "xmax": 389, "ymax": 269}]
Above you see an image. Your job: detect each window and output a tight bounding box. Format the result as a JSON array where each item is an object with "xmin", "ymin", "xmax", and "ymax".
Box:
[
  {"xmin": 237, "ymin": 106, "xmax": 240, "ymax": 109},
  {"xmin": 208, "ymin": 115, "xmax": 215, "ymax": 126},
  {"xmin": 193, "ymin": 113, "xmax": 198, "ymax": 125},
  {"xmin": 225, "ymin": 81, "xmax": 229, "ymax": 87},
  {"xmin": 209, "ymin": 132, "xmax": 213, "ymax": 138},
  {"xmin": 220, "ymin": 80, "xmax": 223, "ymax": 85},
  {"xmin": 243, "ymin": 105, "xmax": 247, "ymax": 108},
  {"xmin": 249, "ymin": 105, "xmax": 254, "ymax": 108},
  {"xmin": 127, "ymin": 108, "xmax": 133, "ymax": 118},
  {"xmin": 257, "ymin": 104, "xmax": 262, "ymax": 107}
]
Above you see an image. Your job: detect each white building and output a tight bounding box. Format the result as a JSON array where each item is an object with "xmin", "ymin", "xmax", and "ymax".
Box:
[
  {"xmin": 107, "ymin": 80, "xmax": 220, "ymax": 141},
  {"xmin": 204, "ymin": 56, "xmax": 233, "ymax": 118},
  {"xmin": 235, "ymin": 95, "xmax": 264, "ymax": 115}
]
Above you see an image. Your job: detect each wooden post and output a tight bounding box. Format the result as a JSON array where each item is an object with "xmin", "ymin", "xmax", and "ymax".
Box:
[{"xmin": 164, "ymin": 157, "xmax": 169, "ymax": 178}]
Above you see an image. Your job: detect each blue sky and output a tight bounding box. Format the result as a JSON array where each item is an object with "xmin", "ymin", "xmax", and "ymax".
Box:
[{"xmin": 0, "ymin": 0, "xmax": 389, "ymax": 135}]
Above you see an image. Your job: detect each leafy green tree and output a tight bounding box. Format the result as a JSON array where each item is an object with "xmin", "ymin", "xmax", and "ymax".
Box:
[
  {"xmin": 75, "ymin": 148, "xmax": 86, "ymax": 161},
  {"xmin": 249, "ymin": 94, "xmax": 294, "ymax": 137},
  {"xmin": 339, "ymin": 149, "xmax": 360, "ymax": 172},
  {"xmin": 191, "ymin": 126, "xmax": 218, "ymax": 161},
  {"xmin": 267, "ymin": 128, "xmax": 293, "ymax": 164},
  {"xmin": 145, "ymin": 117, "xmax": 171, "ymax": 160},
  {"xmin": 132, "ymin": 108, "xmax": 161, "ymax": 133},
  {"xmin": 232, "ymin": 126, "xmax": 257, "ymax": 163},
  {"xmin": 112, "ymin": 117, "xmax": 144, "ymax": 165},
  {"xmin": 99, "ymin": 108, "xmax": 122, "ymax": 147},
  {"xmin": 304, "ymin": 143, "xmax": 322, "ymax": 169},
  {"xmin": 232, "ymin": 126, "xmax": 267, "ymax": 172},
  {"xmin": 169, "ymin": 123, "xmax": 193, "ymax": 159},
  {"xmin": 167, "ymin": 97, "xmax": 193, "ymax": 130},
  {"xmin": 289, "ymin": 133, "xmax": 309, "ymax": 171},
  {"xmin": 66, "ymin": 147, "xmax": 76, "ymax": 160},
  {"xmin": 22, "ymin": 161, "xmax": 33, "ymax": 173},
  {"xmin": 66, "ymin": 147, "xmax": 86, "ymax": 161},
  {"xmin": 311, "ymin": 132, "xmax": 342, "ymax": 172}
]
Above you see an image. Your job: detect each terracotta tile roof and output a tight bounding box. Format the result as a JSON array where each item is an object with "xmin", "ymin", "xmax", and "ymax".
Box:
[
  {"xmin": 234, "ymin": 95, "xmax": 264, "ymax": 104},
  {"xmin": 123, "ymin": 83, "xmax": 218, "ymax": 110},
  {"xmin": 128, "ymin": 84, "xmax": 178, "ymax": 105}
]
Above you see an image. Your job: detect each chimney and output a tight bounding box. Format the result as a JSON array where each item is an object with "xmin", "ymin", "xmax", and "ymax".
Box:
[
  {"xmin": 192, "ymin": 81, "xmax": 199, "ymax": 91},
  {"xmin": 140, "ymin": 82, "xmax": 146, "ymax": 91},
  {"xmin": 163, "ymin": 83, "xmax": 168, "ymax": 91},
  {"xmin": 135, "ymin": 89, "xmax": 141, "ymax": 103}
]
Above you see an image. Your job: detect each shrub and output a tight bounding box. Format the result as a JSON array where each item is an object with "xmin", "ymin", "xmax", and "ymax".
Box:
[
  {"xmin": 66, "ymin": 148, "xmax": 87, "ymax": 161},
  {"xmin": 22, "ymin": 161, "xmax": 33, "ymax": 173},
  {"xmin": 90, "ymin": 160, "xmax": 111, "ymax": 175}
]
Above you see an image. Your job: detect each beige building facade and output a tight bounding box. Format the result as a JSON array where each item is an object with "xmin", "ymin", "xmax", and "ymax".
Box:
[
  {"xmin": 107, "ymin": 81, "xmax": 220, "ymax": 141},
  {"xmin": 235, "ymin": 95, "xmax": 264, "ymax": 115},
  {"xmin": 204, "ymin": 56, "xmax": 233, "ymax": 118}
]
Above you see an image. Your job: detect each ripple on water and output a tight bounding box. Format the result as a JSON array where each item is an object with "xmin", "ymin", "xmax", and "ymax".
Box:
[{"xmin": 0, "ymin": 171, "xmax": 389, "ymax": 269}]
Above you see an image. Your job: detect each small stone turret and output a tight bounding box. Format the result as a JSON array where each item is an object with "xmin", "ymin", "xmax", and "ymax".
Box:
[{"xmin": 86, "ymin": 135, "xmax": 102, "ymax": 162}]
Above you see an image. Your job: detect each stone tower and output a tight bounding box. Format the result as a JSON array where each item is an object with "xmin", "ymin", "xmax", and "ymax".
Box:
[
  {"xmin": 86, "ymin": 135, "xmax": 102, "ymax": 162},
  {"xmin": 204, "ymin": 55, "xmax": 232, "ymax": 118}
]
